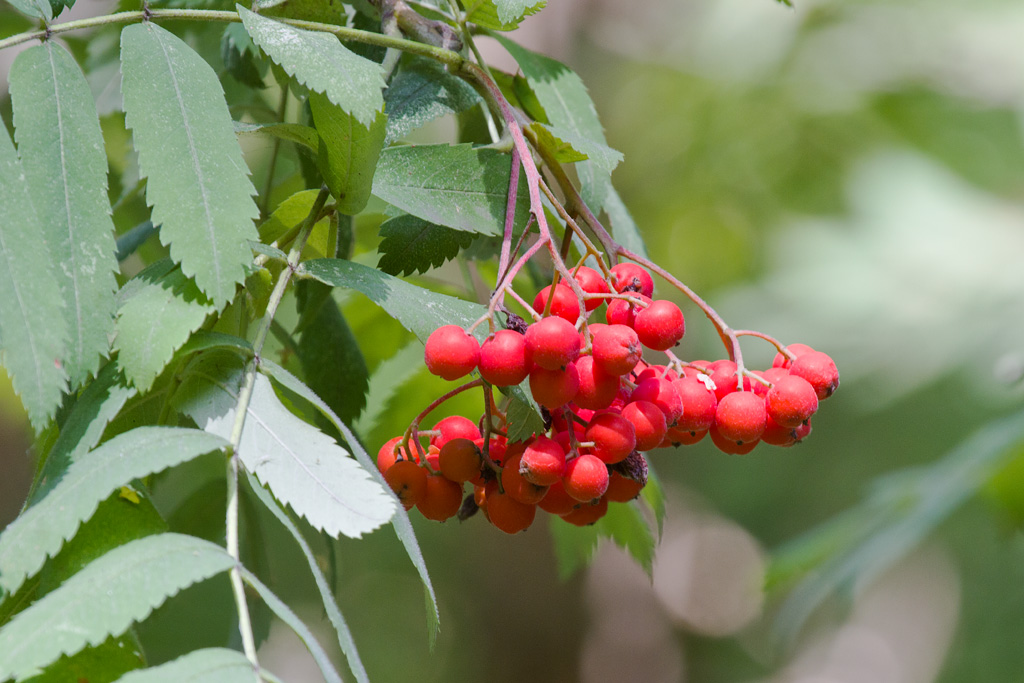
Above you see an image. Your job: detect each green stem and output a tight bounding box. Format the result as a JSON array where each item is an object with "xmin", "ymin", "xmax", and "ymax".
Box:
[{"xmin": 224, "ymin": 185, "xmax": 330, "ymax": 674}]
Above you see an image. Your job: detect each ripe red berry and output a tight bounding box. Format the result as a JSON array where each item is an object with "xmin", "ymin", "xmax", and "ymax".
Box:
[
  {"xmin": 416, "ymin": 474, "xmax": 463, "ymax": 521},
  {"xmin": 635, "ymin": 365, "xmax": 679, "ymax": 384},
  {"xmin": 585, "ymin": 412, "xmax": 636, "ymax": 464},
  {"xmin": 591, "ymin": 324, "xmax": 642, "ymax": 376},
  {"xmin": 478, "ymin": 329, "xmax": 530, "ymax": 387},
  {"xmin": 573, "ymin": 266, "xmax": 610, "ymax": 311},
  {"xmin": 524, "ymin": 316, "xmax": 580, "ymax": 370},
  {"xmin": 772, "ymin": 343, "xmax": 815, "ymax": 369},
  {"xmin": 532, "ymin": 284, "xmax": 580, "ymax": 324},
  {"xmin": 538, "ymin": 480, "xmax": 578, "ymax": 515},
  {"xmin": 633, "ymin": 299, "xmax": 685, "ymax": 351},
  {"xmin": 384, "ymin": 460, "xmax": 428, "ymax": 509},
  {"xmin": 610, "ymin": 263, "xmax": 654, "ymax": 297},
  {"xmin": 666, "ymin": 425, "xmax": 707, "ymax": 445},
  {"xmin": 438, "ymin": 438, "xmax": 483, "ymax": 483},
  {"xmin": 485, "ymin": 484, "xmax": 537, "ymax": 534},
  {"xmin": 605, "ymin": 294, "xmax": 651, "ymax": 328},
  {"xmin": 761, "ymin": 415, "xmax": 799, "ymax": 447},
  {"xmin": 709, "ymin": 424, "xmax": 758, "ymax": 455},
  {"xmin": 528, "ymin": 363, "xmax": 580, "ymax": 409},
  {"xmin": 561, "ymin": 497, "xmax": 609, "ymax": 526},
  {"xmin": 753, "ymin": 367, "xmax": 790, "ymax": 397},
  {"xmin": 562, "ymin": 453, "xmax": 610, "ymax": 502},
  {"xmin": 605, "ymin": 471, "xmax": 644, "ymax": 502},
  {"xmin": 501, "ymin": 452, "xmax": 549, "ymax": 504},
  {"xmin": 620, "ymin": 400, "xmax": 668, "ymax": 451},
  {"xmin": 671, "ymin": 376, "xmax": 718, "ymax": 434},
  {"xmin": 706, "ymin": 359, "xmax": 739, "ymax": 402},
  {"xmin": 424, "ymin": 325, "xmax": 480, "ymax": 381},
  {"xmin": 715, "ymin": 391, "xmax": 767, "ymax": 445},
  {"xmin": 789, "ymin": 351, "xmax": 839, "ymax": 400},
  {"xmin": 766, "ymin": 375, "xmax": 819, "ymax": 428},
  {"xmin": 519, "ymin": 435, "xmax": 567, "ymax": 486},
  {"xmin": 430, "ymin": 415, "xmax": 482, "ymax": 449},
  {"xmin": 377, "ymin": 436, "xmax": 416, "ymax": 473},
  {"xmin": 573, "ymin": 356, "xmax": 620, "ymax": 410},
  {"xmin": 630, "ymin": 377, "xmax": 683, "ymax": 427}
]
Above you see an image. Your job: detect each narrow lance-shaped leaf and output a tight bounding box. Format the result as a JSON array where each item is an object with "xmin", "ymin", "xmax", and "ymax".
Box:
[
  {"xmin": 246, "ymin": 472, "xmax": 370, "ymax": 683},
  {"xmin": 0, "ymin": 427, "xmax": 228, "ymax": 596},
  {"xmin": 121, "ymin": 22, "xmax": 259, "ymax": 305},
  {"xmin": 172, "ymin": 352, "xmax": 395, "ymax": 539},
  {"xmin": 372, "ymin": 144, "xmax": 531, "ymax": 236},
  {"xmin": 238, "ymin": 5, "xmax": 385, "ymax": 126},
  {"xmin": 0, "ymin": 533, "xmax": 237, "ymax": 681},
  {"xmin": 10, "ymin": 42, "xmax": 119, "ymax": 388},
  {"xmin": 310, "ymin": 92, "xmax": 387, "ymax": 214},
  {"xmin": 113, "ymin": 648, "xmax": 262, "ymax": 683},
  {"xmin": 113, "ymin": 269, "xmax": 216, "ymax": 392},
  {"xmin": 0, "ymin": 124, "xmax": 68, "ymax": 428},
  {"xmin": 353, "ymin": 341, "xmax": 424, "ymax": 436},
  {"xmin": 259, "ymin": 359, "xmax": 441, "ymax": 646}
]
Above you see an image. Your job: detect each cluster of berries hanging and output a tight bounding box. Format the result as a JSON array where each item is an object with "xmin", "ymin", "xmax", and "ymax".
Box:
[{"xmin": 378, "ymin": 262, "xmax": 838, "ymax": 534}]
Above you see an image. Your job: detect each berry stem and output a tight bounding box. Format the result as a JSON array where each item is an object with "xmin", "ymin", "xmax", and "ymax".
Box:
[
  {"xmin": 733, "ymin": 329, "xmax": 797, "ymax": 361},
  {"xmin": 402, "ymin": 378, "xmax": 485, "ymax": 457}
]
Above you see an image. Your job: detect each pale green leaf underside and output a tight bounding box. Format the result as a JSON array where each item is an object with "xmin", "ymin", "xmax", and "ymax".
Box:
[
  {"xmin": 0, "ymin": 427, "xmax": 229, "ymax": 596},
  {"xmin": 113, "ymin": 269, "xmax": 215, "ymax": 392},
  {"xmin": 121, "ymin": 22, "xmax": 259, "ymax": 305},
  {"xmin": 495, "ymin": 0, "xmax": 545, "ymax": 23},
  {"xmin": 259, "ymin": 359, "xmax": 440, "ymax": 645},
  {"xmin": 603, "ymin": 185, "xmax": 648, "ymax": 258},
  {"xmin": 174, "ymin": 354, "xmax": 395, "ymax": 539},
  {"xmin": 496, "ymin": 36, "xmax": 615, "ymax": 211},
  {"xmin": 0, "ymin": 127, "xmax": 69, "ymax": 428},
  {"xmin": 468, "ymin": 0, "xmax": 545, "ymax": 30},
  {"xmin": 384, "ymin": 56, "xmax": 481, "ymax": 143},
  {"xmin": 5, "ymin": 0, "xmax": 51, "ymax": 21},
  {"xmin": 540, "ymin": 123, "xmax": 622, "ymax": 175},
  {"xmin": 234, "ymin": 120, "xmax": 319, "ymax": 151},
  {"xmin": 10, "ymin": 41, "xmax": 119, "ymax": 388},
  {"xmin": 246, "ymin": 472, "xmax": 370, "ymax": 683},
  {"xmin": 238, "ymin": 5, "xmax": 385, "ymax": 126},
  {"xmin": 373, "ymin": 143, "xmax": 531, "ymax": 236},
  {"xmin": 241, "ymin": 568, "xmax": 343, "ymax": 683},
  {"xmin": 113, "ymin": 648, "xmax": 260, "ymax": 683},
  {"xmin": 0, "ymin": 533, "xmax": 236, "ymax": 681}
]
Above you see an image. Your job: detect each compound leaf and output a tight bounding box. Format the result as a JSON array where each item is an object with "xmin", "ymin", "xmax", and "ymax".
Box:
[
  {"xmin": 10, "ymin": 41, "xmax": 119, "ymax": 389},
  {"xmin": 113, "ymin": 648, "xmax": 259, "ymax": 683},
  {"xmin": 376, "ymin": 214, "xmax": 475, "ymax": 276},
  {"xmin": 234, "ymin": 120, "xmax": 319, "ymax": 151},
  {"xmin": 121, "ymin": 22, "xmax": 259, "ymax": 305},
  {"xmin": 238, "ymin": 5, "xmax": 385, "ymax": 126},
  {"xmin": 310, "ymin": 92, "xmax": 387, "ymax": 214},
  {"xmin": 384, "ymin": 56, "xmax": 481, "ymax": 142},
  {"xmin": 0, "ymin": 427, "xmax": 228, "ymax": 597},
  {"xmin": 0, "ymin": 533, "xmax": 236, "ymax": 681},
  {"xmin": 0, "ymin": 124, "xmax": 68, "ymax": 429},
  {"xmin": 173, "ymin": 353, "xmax": 395, "ymax": 539},
  {"xmin": 372, "ymin": 143, "xmax": 530, "ymax": 236}
]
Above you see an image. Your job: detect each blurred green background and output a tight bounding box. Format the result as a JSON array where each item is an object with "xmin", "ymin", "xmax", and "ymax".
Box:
[{"xmin": 3, "ymin": 0, "xmax": 1024, "ymax": 681}]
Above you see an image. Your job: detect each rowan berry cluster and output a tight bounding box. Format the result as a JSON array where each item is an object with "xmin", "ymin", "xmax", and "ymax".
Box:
[{"xmin": 377, "ymin": 261, "xmax": 838, "ymax": 533}]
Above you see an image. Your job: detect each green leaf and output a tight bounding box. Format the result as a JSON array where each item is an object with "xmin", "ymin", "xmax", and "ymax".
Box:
[
  {"xmin": 26, "ymin": 634, "xmax": 145, "ymax": 683},
  {"xmin": 528, "ymin": 123, "xmax": 588, "ymax": 163},
  {"xmin": 538, "ymin": 122, "xmax": 622, "ymax": 174},
  {"xmin": 504, "ymin": 387, "xmax": 545, "ymax": 443},
  {"xmin": 310, "ymin": 92, "xmax": 387, "ymax": 214},
  {"xmin": 222, "ymin": 23, "xmax": 266, "ymax": 89},
  {"xmin": 238, "ymin": 5, "xmax": 385, "ymax": 126},
  {"xmin": 114, "ymin": 269, "xmax": 216, "ymax": 392},
  {"xmin": 173, "ymin": 353, "xmax": 395, "ymax": 539},
  {"xmin": 4, "ymin": 0, "xmax": 51, "ymax": 21},
  {"xmin": 234, "ymin": 120, "xmax": 319, "ymax": 151},
  {"xmin": 299, "ymin": 257, "xmax": 484, "ymax": 342},
  {"xmin": 0, "ymin": 126, "xmax": 69, "ymax": 429},
  {"xmin": 28, "ymin": 364, "xmax": 136, "ymax": 506},
  {"xmin": 120, "ymin": 22, "xmax": 259, "ymax": 305},
  {"xmin": 0, "ymin": 427, "xmax": 228, "ymax": 596},
  {"xmin": 259, "ymin": 359, "xmax": 440, "ymax": 646},
  {"xmin": 640, "ymin": 461, "xmax": 666, "ymax": 538},
  {"xmin": 384, "ymin": 56, "xmax": 482, "ymax": 143},
  {"xmin": 352, "ymin": 340, "xmax": 423, "ymax": 436},
  {"xmin": 372, "ymin": 143, "xmax": 531, "ymax": 236},
  {"xmin": 246, "ymin": 472, "xmax": 369, "ymax": 683},
  {"xmin": 770, "ymin": 409, "xmax": 1024, "ymax": 646},
  {"xmin": 0, "ymin": 533, "xmax": 236, "ymax": 681},
  {"xmin": 10, "ymin": 41, "xmax": 119, "ymax": 389},
  {"xmin": 495, "ymin": 36, "xmax": 616, "ymax": 211},
  {"xmin": 241, "ymin": 568, "xmax": 343, "ymax": 683},
  {"xmin": 376, "ymin": 214, "xmax": 475, "ymax": 276},
  {"xmin": 467, "ymin": 0, "xmax": 545, "ymax": 30},
  {"xmin": 113, "ymin": 648, "xmax": 260, "ymax": 683},
  {"xmin": 256, "ymin": 189, "xmax": 334, "ymax": 258},
  {"xmin": 549, "ymin": 501, "xmax": 655, "ymax": 580},
  {"xmin": 603, "ymin": 185, "xmax": 648, "ymax": 258}
]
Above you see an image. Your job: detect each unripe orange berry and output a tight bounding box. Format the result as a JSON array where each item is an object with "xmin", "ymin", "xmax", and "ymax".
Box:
[
  {"xmin": 384, "ymin": 460, "xmax": 428, "ymax": 509},
  {"xmin": 416, "ymin": 474, "xmax": 464, "ymax": 521},
  {"xmin": 438, "ymin": 438, "xmax": 483, "ymax": 483}
]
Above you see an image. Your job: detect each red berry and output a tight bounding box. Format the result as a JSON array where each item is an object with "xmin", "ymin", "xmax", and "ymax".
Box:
[
  {"xmin": 605, "ymin": 471, "xmax": 644, "ymax": 502},
  {"xmin": 761, "ymin": 415, "xmax": 799, "ymax": 447},
  {"xmin": 766, "ymin": 375, "xmax": 819, "ymax": 428},
  {"xmin": 529, "ymin": 363, "xmax": 580, "ymax": 409},
  {"xmin": 431, "ymin": 415, "xmax": 482, "ymax": 449},
  {"xmin": 789, "ymin": 351, "xmax": 839, "ymax": 400},
  {"xmin": 591, "ymin": 324, "xmax": 642, "ymax": 376},
  {"xmin": 633, "ymin": 299, "xmax": 685, "ymax": 351},
  {"xmin": 610, "ymin": 263, "xmax": 654, "ymax": 297},
  {"xmin": 519, "ymin": 435, "xmax": 567, "ymax": 486},
  {"xmin": 709, "ymin": 424, "xmax": 758, "ymax": 455},
  {"xmin": 753, "ymin": 367, "xmax": 790, "ymax": 397},
  {"xmin": 561, "ymin": 497, "xmax": 609, "ymax": 526},
  {"xmin": 772, "ymin": 343, "xmax": 815, "ymax": 369},
  {"xmin": 620, "ymin": 400, "xmax": 668, "ymax": 451},
  {"xmin": 715, "ymin": 391, "xmax": 767, "ymax": 445},
  {"xmin": 416, "ymin": 474, "xmax": 463, "ymax": 521},
  {"xmin": 485, "ymin": 485, "xmax": 537, "ymax": 534},
  {"xmin": 501, "ymin": 452, "xmax": 548, "ymax": 504},
  {"xmin": 524, "ymin": 316, "xmax": 580, "ymax": 371},
  {"xmin": 438, "ymin": 438, "xmax": 483, "ymax": 483},
  {"xmin": 585, "ymin": 412, "xmax": 636, "ymax": 464},
  {"xmin": 706, "ymin": 359, "xmax": 739, "ymax": 402},
  {"xmin": 478, "ymin": 329, "xmax": 530, "ymax": 386},
  {"xmin": 562, "ymin": 454, "xmax": 610, "ymax": 502},
  {"xmin": 424, "ymin": 325, "xmax": 480, "ymax": 381},
  {"xmin": 671, "ymin": 376, "xmax": 718, "ymax": 434},
  {"xmin": 630, "ymin": 377, "xmax": 683, "ymax": 427},
  {"xmin": 377, "ymin": 436, "xmax": 417, "ymax": 473},
  {"xmin": 573, "ymin": 356, "xmax": 620, "ymax": 410},
  {"xmin": 605, "ymin": 294, "xmax": 651, "ymax": 327},
  {"xmin": 573, "ymin": 266, "xmax": 610, "ymax": 311},
  {"xmin": 532, "ymin": 284, "xmax": 580, "ymax": 324},
  {"xmin": 538, "ymin": 480, "xmax": 578, "ymax": 515},
  {"xmin": 384, "ymin": 460, "xmax": 428, "ymax": 509},
  {"xmin": 635, "ymin": 365, "xmax": 679, "ymax": 383},
  {"xmin": 666, "ymin": 425, "xmax": 707, "ymax": 445}
]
